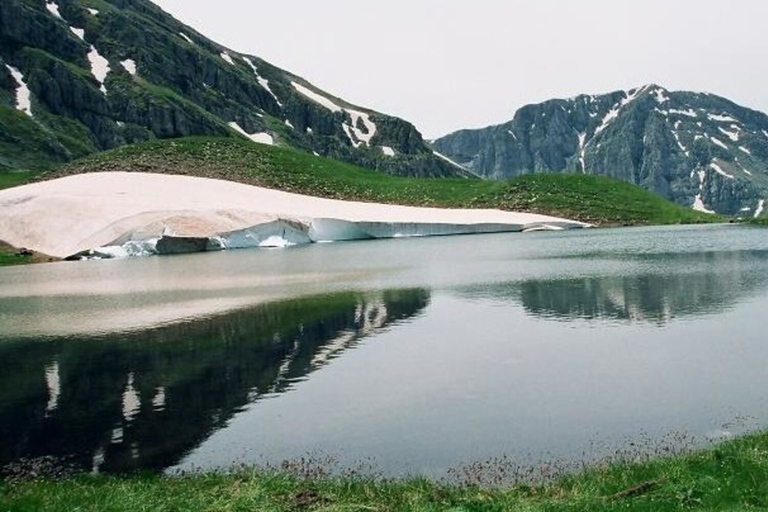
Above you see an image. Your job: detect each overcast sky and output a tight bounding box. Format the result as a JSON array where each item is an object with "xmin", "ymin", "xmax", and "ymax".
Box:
[{"xmin": 152, "ymin": 0, "xmax": 768, "ymax": 139}]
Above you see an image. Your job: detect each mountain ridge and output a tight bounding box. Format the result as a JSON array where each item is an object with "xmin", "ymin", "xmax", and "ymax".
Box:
[
  {"xmin": 432, "ymin": 84, "xmax": 768, "ymax": 216},
  {"xmin": 0, "ymin": 0, "xmax": 468, "ymax": 177}
]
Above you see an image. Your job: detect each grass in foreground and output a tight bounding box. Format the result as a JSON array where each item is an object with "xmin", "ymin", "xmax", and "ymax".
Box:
[
  {"xmin": 2, "ymin": 431, "xmax": 767, "ymax": 511},
  {"xmin": 0, "ymin": 170, "xmax": 40, "ymax": 191},
  {"xmin": 48, "ymin": 137, "xmax": 719, "ymax": 227}
]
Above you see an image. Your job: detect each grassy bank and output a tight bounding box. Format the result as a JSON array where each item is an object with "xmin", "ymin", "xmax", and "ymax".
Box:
[
  {"xmin": 0, "ymin": 170, "xmax": 39, "ymax": 191},
  {"xmin": 47, "ymin": 137, "xmax": 718, "ymax": 227},
  {"xmin": 2, "ymin": 431, "xmax": 766, "ymax": 511}
]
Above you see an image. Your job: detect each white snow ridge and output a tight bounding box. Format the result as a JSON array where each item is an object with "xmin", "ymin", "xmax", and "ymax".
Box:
[
  {"xmin": 179, "ymin": 33, "xmax": 195, "ymax": 45},
  {"xmin": 5, "ymin": 65, "xmax": 33, "ymax": 117}
]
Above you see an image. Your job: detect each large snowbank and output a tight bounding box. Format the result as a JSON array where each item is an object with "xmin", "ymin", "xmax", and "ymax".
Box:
[{"xmin": 0, "ymin": 172, "xmax": 588, "ymax": 259}]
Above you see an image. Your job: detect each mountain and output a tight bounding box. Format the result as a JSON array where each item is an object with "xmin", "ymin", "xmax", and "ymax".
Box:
[
  {"xmin": 0, "ymin": 0, "xmax": 467, "ymax": 177},
  {"xmin": 432, "ymin": 85, "xmax": 768, "ymax": 216}
]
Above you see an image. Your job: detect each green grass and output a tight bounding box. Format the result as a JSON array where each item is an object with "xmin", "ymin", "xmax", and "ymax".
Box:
[
  {"xmin": 0, "ymin": 170, "xmax": 39, "ymax": 190},
  {"xmin": 2, "ymin": 430, "xmax": 766, "ymax": 511},
  {"xmin": 50, "ymin": 136, "xmax": 719, "ymax": 226}
]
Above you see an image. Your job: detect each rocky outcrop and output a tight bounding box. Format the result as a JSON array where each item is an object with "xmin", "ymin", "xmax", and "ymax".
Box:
[
  {"xmin": 433, "ymin": 85, "xmax": 768, "ymax": 216},
  {"xmin": 0, "ymin": 0, "xmax": 462, "ymax": 177}
]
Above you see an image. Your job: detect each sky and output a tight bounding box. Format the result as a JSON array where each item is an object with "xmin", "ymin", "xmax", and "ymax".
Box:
[{"xmin": 151, "ymin": 0, "xmax": 768, "ymax": 139}]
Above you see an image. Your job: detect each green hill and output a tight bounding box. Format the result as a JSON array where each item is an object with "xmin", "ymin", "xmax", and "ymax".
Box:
[{"xmin": 43, "ymin": 136, "xmax": 718, "ymax": 227}]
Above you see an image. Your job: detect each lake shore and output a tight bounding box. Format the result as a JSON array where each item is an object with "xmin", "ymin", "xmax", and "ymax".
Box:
[{"xmin": 2, "ymin": 430, "xmax": 766, "ymax": 511}]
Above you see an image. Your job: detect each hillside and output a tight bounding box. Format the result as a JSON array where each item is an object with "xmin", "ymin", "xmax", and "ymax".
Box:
[
  {"xmin": 433, "ymin": 85, "xmax": 768, "ymax": 216},
  {"xmin": 47, "ymin": 136, "xmax": 717, "ymax": 227},
  {"xmin": 0, "ymin": 0, "xmax": 465, "ymax": 177}
]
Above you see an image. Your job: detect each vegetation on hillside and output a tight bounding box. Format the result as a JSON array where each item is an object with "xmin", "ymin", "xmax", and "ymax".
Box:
[
  {"xmin": 46, "ymin": 137, "xmax": 719, "ymax": 226},
  {"xmin": 2, "ymin": 429, "xmax": 767, "ymax": 511}
]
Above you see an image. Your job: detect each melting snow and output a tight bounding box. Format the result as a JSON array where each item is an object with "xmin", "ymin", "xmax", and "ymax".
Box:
[
  {"xmin": 708, "ymin": 113, "xmax": 738, "ymax": 123},
  {"xmin": 120, "ymin": 59, "xmax": 137, "ymax": 76},
  {"xmin": 756, "ymin": 199, "xmax": 766, "ymax": 218},
  {"xmin": 228, "ymin": 122, "xmax": 274, "ymax": 146},
  {"xmin": 718, "ymin": 126, "xmax": 739, "ymax": 142},
  {"xmin": 179, "ymin": 32, "xmax": 194, "ymax": 45},
  {"xmin": 5, "ymin": 65, "xmax": 33, "ymax": 117},
  {"xmin": 292, "ymin": 82, "xmax": 342, "ymax": 112},
  {"xmin": 692, "ymin": 169, "xmax": 714, "ymax": 213},
  {"xmin": 653, "ymin": 88, "xmax": 669, "ymax": 104},
  {"xmin": 433, "ymin": 150, "xmax": 470, "ymax": 171},
  {"xmin": 291, "ymin": 81, "xmax": 377, "ymax": 148},
  {"xmin": 710, "ymin": 161, "xmax": 734, "ymax": 179},
  {"xmin": 86, "ymin": 8, "xmax": 99, "ymax": 15},
  {"xmin": 594, "ymin": 88, "xmax": 643, "ymax": 136},
  {"xmin": 710, "ymin": 137, "xmax": 728, "ymax": 150},
  {"xmin": 739, "ymin": 146, "xmax": 752, "ymax": 155},
  {"xmin": 507, "ymin": 129, "xmax": 518, "ymax": 141},
  {"xmin": 669, "ymin": 108, "xmax": 698, "ymax": 118},
  {"xmin": 220, "ymin": 52, "xmax": 235, "ymax": 66},
  {"xmin": 578, "ymin": 132, "xmax": 587, "ymax": 172},
  {"xmin": 672, "ymin": 132, "xmax": 689, "ymax": 156},
  {"xmin": 381, "ymin": 146, "xmax": 395, "ymax": 157},
  {"xmin": 284, "ymin": 119, "xmax": 294, "ymax": 129},
  {"xmin": 243, "ymin": 57, "xmax": 281, "ymax": 106},
  {"xmin": 70, "ymin": 27, "xmax": 85, "ymax": 40},
  {"xmin": 87, "ymin": 46, "xmax": 110, "ymax": 94},
  {"xmin": 763, "ymin": 130, "xmax": 768, "ymax": 140},
  {"xmin": 46, "ymin": 1, "xmax": 62, "ymax": 19}
]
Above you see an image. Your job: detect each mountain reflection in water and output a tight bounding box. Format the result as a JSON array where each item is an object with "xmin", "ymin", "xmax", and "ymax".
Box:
[
  {"xmin": 463, "ymin": 250, "xmax": 768, "ymax": 324},
  {"xmin": 0, "ymin": 289, "xmax": 429, "ymax": 475}
]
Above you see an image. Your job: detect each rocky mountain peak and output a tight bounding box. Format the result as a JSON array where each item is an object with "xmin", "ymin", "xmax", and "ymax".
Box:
[{"xmin": 433, "ymin": 85, "xmax": 768, "ymax": 216}]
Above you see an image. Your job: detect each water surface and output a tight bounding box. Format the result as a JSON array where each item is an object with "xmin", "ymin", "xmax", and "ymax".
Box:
[{"xmin": 1, "ymin": 224, "xmax": 767, "ymax": 479}]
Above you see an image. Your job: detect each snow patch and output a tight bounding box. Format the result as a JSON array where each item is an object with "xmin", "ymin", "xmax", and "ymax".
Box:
[
  {"xmin": 710, "ymin": 137, "xmax": 728, "ymax": 150},
  {"xmin": 5, "ymin": 65, "xmax": 33, "ymax": 117},
  {"xmin": 291, "ymin": 82, "xmax": 377, "ymax": 148},
  {"xmin": 710, "ymin": 161, "xmax": 734, "ymax": 179},
  {"xmin": 507, "ymin": 130, "xmax": 517, "ymax": 141},
  {"xmin": 738, "ymin": 146, "xmax": 752, "ymax": 155},
  {"xmin": 692, "ymin": 169, "xmax": 714, "ymax": 213},
  {"xmin": 708, "ymin": 113, "xmax": 738, "ymax": 123},
  {"xmin": 179, "ymin": 33, "xmax": 194, "ymax": 45},
  {"xmin": 594, "ymin": 87, "xmax": 643, "ymax": 136},
  {"xmin": 220, "ymin": 52, "xmax": 235, "ymax": 66},
  {"xmin": 292, "ymin": 82, "xmax": 342, "ymax": 112},
  {"xmin": 381, "ymin": 146, "xmax": 395, "ymax": 157},
  {"xmin": 70, "ymin": 27, "xmax": 85, "ymax": 40},
  {"xmin": 87, "ymin": 46, "xmax": 110, "ymax": 94},
  {"xmin": 433, "ymin": 150, "xmax": 470, "ymax": 172},
  {"xmin": 672, "ymin": 131, "xmax": 689, "ymax": 156},
  {"xmin": 86, "ymin": 8, "xmax": 99, "ymax": 15},
  {"xmin": 718, "ymin": 126, "xmax": 739, "ymax": 142},
  {"xmin": 669, "ymin": 108, "xmax": 698, "ymax": 118},
  {"xmin": 120, "ymin": 59, "xmax": 137, "ymax": 76},
  {"xmin": 243, "ymin": 57, "xmax": 281, "ymax": 106},
  {"xmin": 46, "ymin": 1, "xmax": 62, "ymax": 19},
  {"xmin": 578, "ymin": 132, "xmax": 587, "ymax": 172},
  {"xmin": 228, "ymin": 122, "xmax": 274, "ymax": 146},
  {"xmin": 755, "ymin": 199, "xmax": 765, "ymax": 218},
  {"xmin": 653, "ymin": 88, "xmax": 669, "ymax": 104}
]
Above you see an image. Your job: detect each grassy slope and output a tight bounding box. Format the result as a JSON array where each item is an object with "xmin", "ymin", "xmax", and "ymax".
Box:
[
  {"xmin": 2, "ymin": 430, "xmax": 766, "ymax": 511},
  {"xmin": 47, "ymin": 136, "xmax": 718, "ymax": 227}
]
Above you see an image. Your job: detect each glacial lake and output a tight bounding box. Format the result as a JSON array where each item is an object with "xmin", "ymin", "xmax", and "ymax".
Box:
[{"xmin": 2, "ymin": 224, "xmax": 768, "ymax": 480}]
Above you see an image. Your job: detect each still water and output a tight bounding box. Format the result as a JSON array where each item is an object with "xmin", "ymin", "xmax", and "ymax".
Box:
[{"xmin": 1, "ymin": 224, "xmax": 767, "ymax": 479}]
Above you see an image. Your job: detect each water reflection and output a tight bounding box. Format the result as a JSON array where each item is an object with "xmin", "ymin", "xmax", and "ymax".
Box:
[
  {"xmin": 463, "ymin": 250, "xmax": 768, "ymax": 324},
  {"xmin": 0, "ymin": 289, "xmax": 429, "ymax": 475}
]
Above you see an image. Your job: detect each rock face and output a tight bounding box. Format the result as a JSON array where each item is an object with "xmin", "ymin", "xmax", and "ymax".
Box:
[
  {"xmin": 0, "ymin": 0, "xmax": 466, "ymax": 178},
  {"xmin": 432, "ymin": 85, "xmax": 768, "ymax": 216}
]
